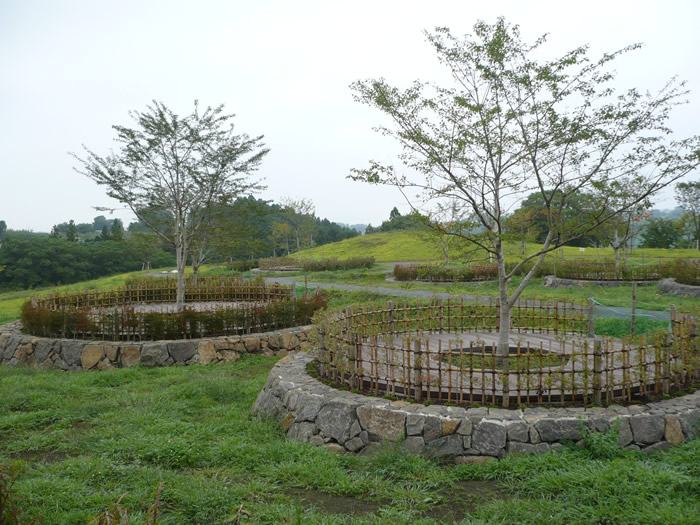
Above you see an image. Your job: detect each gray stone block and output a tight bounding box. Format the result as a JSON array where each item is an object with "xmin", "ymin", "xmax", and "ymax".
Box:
[
  {"xmin": 506, "ymin": 442, "xmax": 551, "ymax": 454},
  {"xmin": 33, "ymin": 339, "xmax": 53, "ymax": 364},
  {"xmin": 425, "ymin": 434, "xmax": 464, "ymax": 457},
  {"xmin": 642, "ymin": 441, "xmax": 671, "ymax": 453},
  {"xmin": 168, "ymin": 340, "xmax": 198, "ymax": 363},
  {"xmin": 253, "ymin": 391, "xmax": 285, "ymax": 420},
  {"xmin": 678, "ymin": 409, "xmax": 700, "ymax": 441},
  {"xmin": 345, "ymin": 436, "xmax": 365, "ymax": 452},
  {"xmin": 405, "ymin": 414, "xmax": 425, "ymax": 436},
  {"xmin": 402, "ymin": 436, "xmax": 425, "ymax": 454},
  {"xmin": 616, "ymin": 418, "xmax": 634, "ymax": 447},
  {"xmin": 60, "ymin": 341, "xmax": 85, "ymax": 367},
  {"xmin": 287, "ymin": 422, "xmax": 316, "ymax": 442},
  {"xmin": 423, "ymin": 416, "xmax": 442, "ymax": 442},
  {"xmin": 630, "ymin": 415, "xmax": 665, "ymax": 445},
  {"xmin": 357, "ymin": 405, "xmax": 406, "ymax": 441},
  {"xmin": 534, "ymin": 418, "xmax": 584, "ymax": 442},
  {"xmin": 457, "ymin": 419, "xmax": 472, "ymax": 436},
  {"xmin": 316, "ymin": 399, "xmax": 359, "ymax": 445},
  {"xmin": 472, "ymin": 420, "xmax": 507, "ymax": 456},
  {"xmin": 140, "ymin": 343, "xmax": 169, "ymax": 367},
  {"xmin": 506, "ymin": 421, "xmax": 529, "ymax": 442}
]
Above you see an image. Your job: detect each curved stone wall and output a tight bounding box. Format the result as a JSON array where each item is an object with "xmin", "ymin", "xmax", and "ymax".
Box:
[
  {"xmin": 658, "ymin": 278, "xmax": 700, "ymax": 298},
  {"xmin": 254, "ymin": 353, "xmax": 700, "ymax": 460},
  {"xmin": 543, "ymin": 275, "xmax": 656, "ymax": 289},
  {"xmin": 0, "ymin": 322, "xmax": 313, "ymax": 370}
]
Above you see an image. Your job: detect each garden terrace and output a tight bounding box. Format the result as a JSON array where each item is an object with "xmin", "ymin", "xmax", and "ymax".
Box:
[
  {"xmin": 20, "ymin": 278, "xmax": 327, "ymax": 341},
  {"xmin": 316, "ymin": 299, "xmax": 699, "ymax": 408}
]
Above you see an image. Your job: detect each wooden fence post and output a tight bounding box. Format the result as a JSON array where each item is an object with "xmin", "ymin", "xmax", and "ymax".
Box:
[
  {"xmin": 630, "ymin": 282, "xmax": 637, "ymax": 337},
  {"xmin": 662, "ymin": 332, "xmax": 672, "ymax": 395},
  {"xmin": 413, "ymin": 339, "xmax": 423, "ymax": 403},
  {"xmin": 593, "ymin": 339, "xmax": 602, "ymax": 405},
  {"xmin": 387, "ymin": 300, "xmax": 394, "ymax": 334},
  {"xmin": 439, "ymin": 299, "xmax": 444, "ymax": 334},
  {"xmin": 587, "ymin": 298, "xmax": 595, "ymax": 338},
  {"xmin": 318, "ymin": 322, "xmax": 327, "ymax": 377}
]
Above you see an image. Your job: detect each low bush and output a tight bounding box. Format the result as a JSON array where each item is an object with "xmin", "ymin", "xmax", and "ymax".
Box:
[
  {"xmin": 225, "ymin": 259, "xmax": 259, "ymax": 272},
  {"xmin": 302, "ymin": 257, "xmax": 375, "ymax": 272},
  {"xmin": 258, "ymin": 256, "xmax": 300, "ymax": 270},
  {"xmin": 665, "ymin": 258, "xmax": 700, "ymax": 286},
  {"xmin": 394, "ymin": 263, "xmax": 497, "ymax": 282}
]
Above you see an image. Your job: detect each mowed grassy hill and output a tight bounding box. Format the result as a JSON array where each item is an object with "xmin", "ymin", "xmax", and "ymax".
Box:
[{"xmin": 298, "ymin": 230, "xmax": 699, "ymax": 263}]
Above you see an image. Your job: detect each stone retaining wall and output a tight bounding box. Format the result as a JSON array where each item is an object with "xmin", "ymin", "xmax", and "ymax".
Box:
[
  {"xmin": 0, "ymin": 322, "xmax": 314, "ymax": 371},
  {"xmin": 658, "ymin": 278, "xmax": 700, "ymax": 298},
  {"xmin": 254, "ymin": 353, "xmax": 700, "ymax": 461},
  {"xmin": 543, "ymin": 275, "xmax": 656, "ymax": 289}
]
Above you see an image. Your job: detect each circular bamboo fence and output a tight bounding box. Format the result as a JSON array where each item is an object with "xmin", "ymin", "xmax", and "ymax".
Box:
[
  {"xmin": 317, "ymin": 298, "xmax": 699, "ymax": 408},
  {"xmin": 20, "ymin": 278, "xmax": 326, "ymax": 342}
]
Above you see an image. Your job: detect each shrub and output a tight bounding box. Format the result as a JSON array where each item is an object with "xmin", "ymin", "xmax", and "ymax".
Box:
[
  {"xmin": 394, "ymin": 263, "xmax": 497, "ymax": 282},
  {"xmin": 665, "ymin": 258, "xmax": 700, "ymax": 286},
  {"xmin": 258, "ymin": 256, "xmax": 300, "ymax": 270},
  {"xmin": 302, "ymin": 257, "xmax": 375, "ymax": 272},
  {"xmin": 225, "ymin": 259, "xmax": 259, "ymax": 272}
]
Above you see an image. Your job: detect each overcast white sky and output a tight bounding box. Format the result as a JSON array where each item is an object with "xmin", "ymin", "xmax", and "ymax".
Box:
[{"xmin": 1, "ymin": 0, "xmax": 698, "ymax": 232}]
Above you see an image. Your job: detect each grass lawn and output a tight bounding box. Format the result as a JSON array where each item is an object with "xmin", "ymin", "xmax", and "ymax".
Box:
[
  {"xmin": 297, "ymin": 230, "xmax": 700, "ymax": 264},
  {"xmin": 1, "ymin": 357, "xmax": 699, "ymax": 524}
]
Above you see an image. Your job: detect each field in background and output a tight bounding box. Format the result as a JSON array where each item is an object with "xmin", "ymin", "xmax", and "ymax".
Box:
[{"xmin": 297, "ymin": 230, "xmax": 699, "ymax": 263}]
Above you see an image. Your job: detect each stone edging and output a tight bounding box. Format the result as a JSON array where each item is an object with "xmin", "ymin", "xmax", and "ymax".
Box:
[
  {"xmin": 543, "ymin": 275, "xmax": 656, "ymax": 289},
  {"xmin": 0, "ymin": 322, "xmax": 314, "ymax": 370},
  {"xmin": 254, "ymin": 353, "xmax": 700, "ymax": 461},
  {"xmin": 658, "ymin": 278, "xmax": 700, "ymax": 298}
]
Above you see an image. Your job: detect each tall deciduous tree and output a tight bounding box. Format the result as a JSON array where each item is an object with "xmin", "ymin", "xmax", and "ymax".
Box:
[
  {"xmin": 675, "ymin": 180, "xmax": 700, "ymax": 250},
  {"xmin": 350, "ymin": 19, "xmax": 699, "ymax": 404},
  {"xmin": 281, "ymin": 197, "xmax": 316, "ymax": 263},
  {"xmin": 74, "ymin": 101, "xmax": 268, "ymax": 309}
]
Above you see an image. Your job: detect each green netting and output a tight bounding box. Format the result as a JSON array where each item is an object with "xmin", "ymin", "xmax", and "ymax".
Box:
[{"xmin": 590, "ymin": 298, "xmax": 670, "ymax": 322}]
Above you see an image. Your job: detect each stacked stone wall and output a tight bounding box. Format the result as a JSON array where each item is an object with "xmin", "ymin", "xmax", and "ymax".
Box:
[
  {"xmin": 254, "ymin": 353, "xmax": 700, "ymax": 460},
  {"xmin": 0, "ymin": 322, "xmax": 313, "ymax": 370},
  {"xmin": 657, "ymin": 278, "xmax": 700, "ymax": 298}
]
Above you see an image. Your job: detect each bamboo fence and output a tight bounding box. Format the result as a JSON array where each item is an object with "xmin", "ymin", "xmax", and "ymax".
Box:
[
  {"xmin": 22, "ymin": 279, "xmax": 319, "ymax": 341},
  {"xmin": 32, "ymin": 278, "xmax": 295, "ymax": 310},
  {"xmin": 318, "ymin": 299, "xmax": 699, "ymax": 408}
]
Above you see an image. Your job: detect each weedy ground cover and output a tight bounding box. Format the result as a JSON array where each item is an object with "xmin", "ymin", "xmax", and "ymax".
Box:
[{"xmin": 1, "ymin": 355, "xmax": 699, "ymax": 524}]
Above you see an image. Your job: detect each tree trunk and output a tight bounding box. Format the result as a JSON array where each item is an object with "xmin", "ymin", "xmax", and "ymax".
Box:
[
  {"xmin": 192, "ymin": 263, "xmax": 200, "ymax": 287},
  {"xmin": 175, "ymin": 223, "xmax": 187, "ymax": 312},
  {"xmin": 496, "ymin": 246, "xmax": 511, "ymax": 408},
  {"xmin": 613, "ymin": 227, "xmax": 621, "ymax": 271}
]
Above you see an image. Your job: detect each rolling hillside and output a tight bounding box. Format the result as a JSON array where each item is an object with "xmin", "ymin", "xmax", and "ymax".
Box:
[{"xmin": 297, "ymin": 230, "xmax": 700, "ymax": 263}]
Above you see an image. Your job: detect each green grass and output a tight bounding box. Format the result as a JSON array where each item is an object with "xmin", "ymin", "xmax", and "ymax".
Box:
[
  {"xmin": 1, "ymin": 359, "xmax": 699, "ymax": 524},
  {"xmin": 297, "ymin": 230, "xmax": 700, "ymax": 263}
]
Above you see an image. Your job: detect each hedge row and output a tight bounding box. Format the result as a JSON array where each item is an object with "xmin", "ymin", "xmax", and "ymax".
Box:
[
  {"xmin": 302, "ymin": 257, "xmax": 375, "ymax": 272},
  {"xmin": 393, "ymin": 261, "xmax": 551, "ymax": 282},
  {"xmin": 393, "ymin": 258, "xmax": 699, "ymax": 284}
]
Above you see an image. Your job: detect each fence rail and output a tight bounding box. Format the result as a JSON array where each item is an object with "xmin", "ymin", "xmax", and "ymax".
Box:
[{"xmin": 317, "ymin": 299, "xmax": 698, "ymax": 408}]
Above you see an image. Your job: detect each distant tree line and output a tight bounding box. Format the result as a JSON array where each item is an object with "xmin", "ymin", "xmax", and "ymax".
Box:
[
  {"xmin": 0, "ymin": 232, "xmax": 175, "ymax": 291},
  {"xmin": 0, "ymin": 197, "xmax": 359, "ymax": 291}
]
